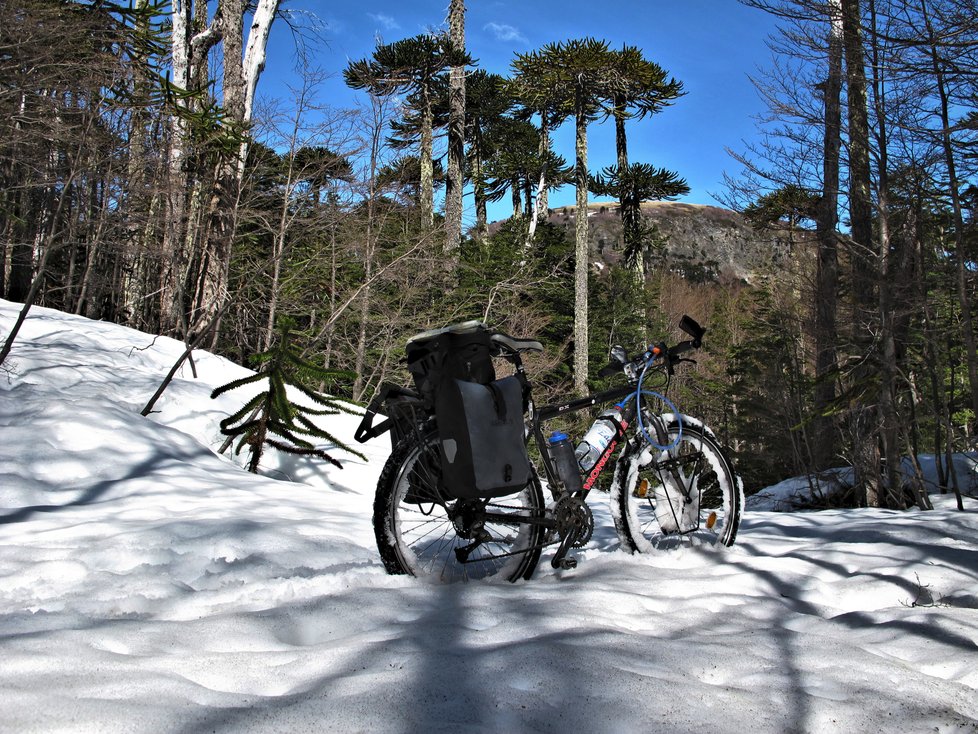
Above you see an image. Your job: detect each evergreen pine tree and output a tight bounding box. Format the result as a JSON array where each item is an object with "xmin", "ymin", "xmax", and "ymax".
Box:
[{"xmin": 211, "ymin": 318, "xmax": 365, "ymax": 473}]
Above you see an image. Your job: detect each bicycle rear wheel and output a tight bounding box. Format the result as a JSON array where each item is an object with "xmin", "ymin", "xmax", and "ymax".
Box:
[
  {"xmin": 373, "ymin": 429, "xmax": 545, "ymax": 582},
  {"xmin": 611, "ymin": 421, "xmax": 742, "ymax": 552}
]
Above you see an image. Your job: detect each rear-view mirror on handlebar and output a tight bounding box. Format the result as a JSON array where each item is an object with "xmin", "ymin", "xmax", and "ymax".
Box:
[{"xmin": 679, "ymin": 315, "xmax": 705, "ymax": 346}]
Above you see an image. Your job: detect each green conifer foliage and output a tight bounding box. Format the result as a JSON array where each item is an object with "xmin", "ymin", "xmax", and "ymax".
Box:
[{"xmin": 211, "ymin": 318, "xmax": 365, "ymax": 474}]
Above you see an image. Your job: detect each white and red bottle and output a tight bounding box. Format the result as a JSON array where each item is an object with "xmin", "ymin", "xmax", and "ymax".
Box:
[{"xmin": 575, "ymin": 403, "xmax": 626, "ymax": 471}]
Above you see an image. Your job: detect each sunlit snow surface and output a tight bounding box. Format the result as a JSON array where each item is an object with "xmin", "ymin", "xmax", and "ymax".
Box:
[{"xmin": 1, "ymin": 298, "xmax": 977, "ymax": 733}]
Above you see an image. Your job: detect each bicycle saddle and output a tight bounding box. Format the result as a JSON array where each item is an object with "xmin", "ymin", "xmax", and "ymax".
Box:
[
  {"xmin": 406, "ymin": 319, "xmax": 487, "ymax": 345},
  {"xmin": 490, "ymin": 332, "xmax": 544, "ymax": 353}
]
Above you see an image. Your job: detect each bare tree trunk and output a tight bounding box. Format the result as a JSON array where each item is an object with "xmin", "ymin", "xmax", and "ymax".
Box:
[
  {"xmin": 813, "ymin": 0, "xmax": 843, "ymax": 471},
  {"xmin": 121, "ymin": 0, "xmax": 153, "ymax": 328},
  {"xmin": 161, "ymin": 0, "xmax": 221, "ymax": 335},
  {"xmin": 74, "ymin": 175, "xmax": 111, "ymax": 316},
  {"xmin": 868, "ymin": 0, "xmax": 905, "ymax": 509},
  {"xmin": 573, "ymin": 104, "xmax": 590, "ymax": 395},
  {"xmin": 526, "ymin": 113, "xmax": 552, "ymax": 243},
  {"xmin": 198, "ymin": 0, "xmax": 280, "ymax": 342},
  {"xmin": 511, "ymin": 179, "xmax": 522, "ymax": 219},
  {"xmin": 420, "ymin": 91, "xmax": 435, "ymax": 227},
  {"xmin": 842, "ymin": 0, "xmax": 881, "ymax": 507},
  {"xmin": 263, "ymin": 179, "xmax": 291, "ymax": 351},
  {"xmin": 445, "ymin": 0, "xmax": 465, "ymax": 253},
  {"xmin": 920, "ymin": 0, "xmax": 978, "ymax": 429},
  {"xmin": 474, "ymin": 160, "xmax": 489, "ymax": 243},
  {"xmin": 162, "ymin": 0, "xmax": 193, "ymax": 332},
  {"xmin": 239, "ymin": 0, "xmax": 278, "ymax": 171},
  {"xmin": 353, "ymin": 95, "xmax": 385, "ymax": 399},
  {"xmin": 0, "ymin": 165, "xmax": 79, "ymax": 366}
]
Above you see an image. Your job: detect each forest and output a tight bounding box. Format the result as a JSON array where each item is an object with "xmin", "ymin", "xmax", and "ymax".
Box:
[{"xmin": 0, "ymin": 0, "xmax": 976, "ymax": 508}]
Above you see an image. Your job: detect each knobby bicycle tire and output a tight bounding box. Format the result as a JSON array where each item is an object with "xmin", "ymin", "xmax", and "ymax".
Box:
[
  {"xmin": 373, "ymin": 429, "xmax": 546, "ymax": 582},
  {"xmin": 610, "ymin": 421, "xmax": 743, "ymax": 552}
]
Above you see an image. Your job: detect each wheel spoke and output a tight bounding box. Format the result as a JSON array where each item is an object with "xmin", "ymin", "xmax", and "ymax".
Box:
[
  {"xmin": 374, "ymin": 430, "xmax": 545, "ymax": 582},
  {"xmin": 613, "ymin": 424, "xmax": 742, "ymax": 553}
]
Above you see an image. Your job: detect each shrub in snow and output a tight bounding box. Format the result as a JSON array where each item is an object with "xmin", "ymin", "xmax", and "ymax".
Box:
[{"xmin": 211, "ymin": 318, "xmax": 365, "ymax": 473}]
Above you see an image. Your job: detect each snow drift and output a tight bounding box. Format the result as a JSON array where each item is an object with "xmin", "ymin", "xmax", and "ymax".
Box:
[{"xmin": 1, "ymin": 299, "xmax": 976, "ymax": 733}]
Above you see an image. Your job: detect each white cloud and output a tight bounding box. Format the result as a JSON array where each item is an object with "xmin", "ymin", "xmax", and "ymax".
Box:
[
  {"xmin": 368, "ymin": 13, "xmax": 400, "ymax": 31},
  {"xmin": 484, "ymin": 21, "xmax": 528, "ymax": 44}
]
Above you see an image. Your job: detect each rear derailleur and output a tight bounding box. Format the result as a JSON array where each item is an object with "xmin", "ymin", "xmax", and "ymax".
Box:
[{"xmin": 451, "ymin": 499, "xmax": 492, "ymax": 563}]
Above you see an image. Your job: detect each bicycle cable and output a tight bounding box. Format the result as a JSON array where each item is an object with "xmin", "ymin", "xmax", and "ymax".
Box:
[{"xmin": 633, "ymin": 354, "xmax": 683, "ymax": 451}]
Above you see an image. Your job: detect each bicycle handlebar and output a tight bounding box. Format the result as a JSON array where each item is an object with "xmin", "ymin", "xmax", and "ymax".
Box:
[{"xmin": 603, "ymin": 315, "xmax": 706, "ymax": 380}]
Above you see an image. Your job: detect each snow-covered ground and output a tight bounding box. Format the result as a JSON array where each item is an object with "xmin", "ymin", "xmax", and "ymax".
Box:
[{"xmin": 1, "ymin": 298, "xmax": 977, "ymax": 733}]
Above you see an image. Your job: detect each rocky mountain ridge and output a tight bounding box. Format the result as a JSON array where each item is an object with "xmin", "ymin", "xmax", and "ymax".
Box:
[{"xmin": 547, "ymin": 201, "xmax": 796, "ymax": 283}]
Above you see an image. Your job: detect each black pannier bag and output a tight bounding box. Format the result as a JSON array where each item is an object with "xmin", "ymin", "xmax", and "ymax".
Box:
[
  {"xmin": 405, "ymin": 322, "xmax": 531, "ymax": 500},
  {"xmin": 406, "ymin": 320, "xmax": 495, "ymax": 405},
  {"xmin": 435, "ymin": 375, "xmax": 532, "ymax": 500}
]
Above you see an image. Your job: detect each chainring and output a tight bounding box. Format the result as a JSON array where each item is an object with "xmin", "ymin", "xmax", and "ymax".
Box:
[{"xmin": 554, "ymin": 495, "xmax": 594, "ymax": 548}]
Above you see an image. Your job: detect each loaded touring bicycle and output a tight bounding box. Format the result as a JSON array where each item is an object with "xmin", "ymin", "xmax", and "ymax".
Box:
[{"xmin": 355, "ymin": 316, "xmax": 743, "ymax": 582}]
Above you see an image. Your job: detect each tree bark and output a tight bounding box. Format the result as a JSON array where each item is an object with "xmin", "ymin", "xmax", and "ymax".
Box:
[
  {"xmin": 868, "ymin": 0, "xmax": 905, "ymax": 509},
  {"xmin": 615, "ymin": 105, "xmax": 628, "ymax": 172},
  {"xmin": 813, "ymin": 0, "xmax": 843, "ymax": 471},
  {"xmin": 162, "ymin": 0, "xmax": 221, "ymax": 335},
  {"xmin": 199, "ymin": 0, "xmax": 279, "ymax": 344},
  {"xmin": 445, "ymin": 0, "xmax": 465, "ymax": 253},
  {"xmin": 843, "ymin": 0, "xmax": 874, "ymax": 322},
  {"xmin": 526, "ymin": 113, "xmax": 554, "ymax": 245},
  {"xmin": 420, "ymin": 90, "xmax": 435, "ymax": 227},
  {"xmin": 921, "ymin": 0, "xmax": 978, "ymax": 429},
  {"xmin": 573, "ymin": 93, "xmax": 590, "ymax": 395},
  {"xmin": 842, "ymin": 0, "xmax": 881, "ymax": 507}
]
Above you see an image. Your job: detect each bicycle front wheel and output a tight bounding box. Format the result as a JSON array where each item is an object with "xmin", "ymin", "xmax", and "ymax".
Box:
[
  {"xmin": 373, "ymin": 429, "xmax": 545, "ymax": 582},
  {"xmin": 611, "ymin": 421, "xmax": 743, "ymax": 552}
]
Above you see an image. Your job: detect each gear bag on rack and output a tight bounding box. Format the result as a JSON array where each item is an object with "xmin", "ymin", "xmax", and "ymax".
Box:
[
  {"xmin": 405, "ymin": 321, "xmax": 495, "ymax": 405},
  {"xmin": 434, "ymin": 375, "xmax": 531, "ymax": 500},
  {"xmin": 404, "ymin": 322, "xmax": 531, "ymax": 500}
]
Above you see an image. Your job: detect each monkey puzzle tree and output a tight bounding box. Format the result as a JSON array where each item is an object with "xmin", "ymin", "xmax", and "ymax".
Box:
[
  {"xmin": 509, "ymin": 48, "xmax": 573, "ymax": 235},
  {"xmin": 594, "ymin": 45, "xmax": 686, "ymax": 276},
  {"xmin": 534, "ymin": 38, "xmax": 619, "ymax": 394},
  {"xmin": 211, "ymin": 318, "xmax": 364, "ymax": 474},
  {"xmin": 589, "ymin": 162, "xmax": 688, "ymax": 271},
  {"xmin": 602, "ymin": 45, "xmax": 684, "ymax": 173},
  {"xmin": 344, "ymin": 34, "xmax": 469, "ymax": 227},
  {"xmin": 463, "ymin": 71, "xmax": 518, "ymax": 242}
]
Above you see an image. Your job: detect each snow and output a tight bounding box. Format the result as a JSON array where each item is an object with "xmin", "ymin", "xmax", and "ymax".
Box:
[
  {"xmin": 1, "ymin": 297, "xmax": 977, "ymax": 733},
  {"xmin": 748, "ymin": 457, "xmax": 978, "ymax": 512}
]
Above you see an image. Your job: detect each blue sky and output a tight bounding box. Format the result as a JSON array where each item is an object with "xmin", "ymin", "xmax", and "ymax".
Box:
[{"xmin": 260, "ymin": 1, "xmax": 782, "ymax": 221}]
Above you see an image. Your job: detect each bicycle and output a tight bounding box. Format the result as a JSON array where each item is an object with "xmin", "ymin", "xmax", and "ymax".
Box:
[{"xmin": 354, "ymin": 315, "xmax": 743, "ymax": 583}]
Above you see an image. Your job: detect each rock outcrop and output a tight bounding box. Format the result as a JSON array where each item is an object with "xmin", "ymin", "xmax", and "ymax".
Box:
[{"xmin": 547, "ymin": 201, "xmax": 797, "ymax": 283}]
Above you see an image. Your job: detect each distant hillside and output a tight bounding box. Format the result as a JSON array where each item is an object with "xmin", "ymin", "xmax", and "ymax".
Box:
[{"xmin": 544, "ymin": 201, "xmax": 797, "ymax": 283}]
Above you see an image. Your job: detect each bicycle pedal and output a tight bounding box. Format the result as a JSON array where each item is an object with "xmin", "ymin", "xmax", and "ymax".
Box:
[{"xmin": 557, "ymin": 557, "xmax": 578, "ymax": 570}]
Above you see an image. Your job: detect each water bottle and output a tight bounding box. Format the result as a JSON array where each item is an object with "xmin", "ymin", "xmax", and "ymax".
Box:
[
  {"xmin": 548, "ymin": 431, "xmax": 584, "ymax": 494},
  {"xmin": 575, "ymin": 403, "xmax": 626, "ymax": 471}
]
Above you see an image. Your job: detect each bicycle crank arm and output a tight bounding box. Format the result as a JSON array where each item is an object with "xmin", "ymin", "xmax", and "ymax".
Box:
[{"xmin": 550, "ymin": 532, "xmax": 579, "ymax": 569}]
